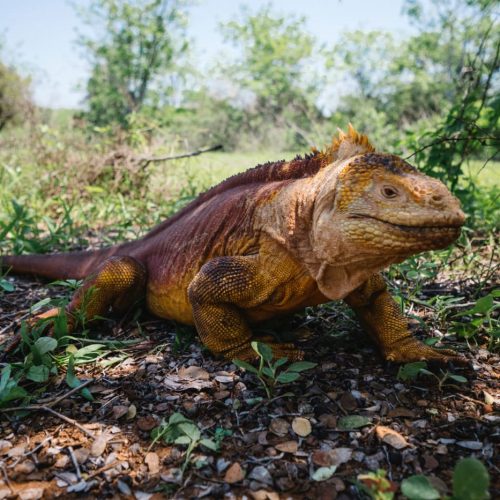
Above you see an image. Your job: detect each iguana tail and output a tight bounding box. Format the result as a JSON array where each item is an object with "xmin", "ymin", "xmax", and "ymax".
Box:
[{"xmin": 0, "ymin": 245, "xmax": 131, "ymax": 280}]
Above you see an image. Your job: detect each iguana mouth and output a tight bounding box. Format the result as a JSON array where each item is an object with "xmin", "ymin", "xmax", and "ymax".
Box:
[{"xmin": 350, "ymin": 213, "xmax": 463, "ymax": 231}]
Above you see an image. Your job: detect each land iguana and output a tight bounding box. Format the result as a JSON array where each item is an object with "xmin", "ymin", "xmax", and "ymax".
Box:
[{"xmin": 0, "ymin": 126, "xmax": 466, "ymax": 363}]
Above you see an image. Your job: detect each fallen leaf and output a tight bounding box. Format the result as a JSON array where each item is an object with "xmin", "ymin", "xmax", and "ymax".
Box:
[
  {"xmin": 112, "ymin": 405, "xmax": 129, "ymax": 420},
  {"xmin": 376, "ymin": 426, "xmax": 409, "ymax": 449},
  {"xmin": 127, "ymin": 404, "xmax": 137, "ymax": 420},
  {"xmin": 312, "ymin": 465, "xmax": 337, "ymax": 481},
  {"xmin": 7, "ymin": 445, "xmax": 26, "ymax": 457},
  {"xmin": 145, "ymin": 452, "xmax": 160, "ymax": 475},
  {"xmin": 13, "ymin": 460, "xmax": 36, "ymax": 475},
  {"xmin": 17, "ymin": 486, "xmax": 45, "ymax": 500},
  {"xmin": 73, "ymin": 448, "xmax": 90, "ymax": 465},
  {"xmin": 137, "ymin": 416, "xmax": 158, "ymax": 431},
  {"xmin": 312, "ymin": 450, "xmax": 333, "ymax": 467},
  {"xmin": 292, "ymin": 417, "xmax": 311, "ymax": 437},
  {"xmin": 456, "ymin": 441, "xmax": 482, "ymax": 450},
  {"xmin": 388, "ymin": 407, "xmax": 416, "ymax": 418},
  {"xmin": 224, "ymin": 462, "xmax": 245, "ymax": 483},
  {"xmin": 91, "ymin": 434, "xmax": 109, "ymax": 457},
  {"xmin": 337, "ymin": 415, "xmax": 371, "ymax": 430},
  {"xmin": 249, "ymin": 491, "xmax": 280, "ymax": 500},
  {"xmin": 269, "ymin": 418, "xmax": 290, "ymax": 437},
  {"xmin": 275, "ymin": 441, "xmax": 298, "ymax": 454},
  {"xmin": 319, "ymin": 414, "xmax": 337, "ymax": 428},
  {"xmin": 339, "ymin": 391, "xmax": 358, "ymax": 411},
  {"xmin": 178, "ymin": 365, "xmax": 209, "ymax": 380},
  {"xmin": 329, "ymin": 447, "xmax": 353, "ymax": 466}
]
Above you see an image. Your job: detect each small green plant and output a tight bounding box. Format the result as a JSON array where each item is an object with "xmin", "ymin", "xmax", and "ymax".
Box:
[
  {"xmin": 150, "ymin": 412, "xmax": 218, "ymax": 475},
  {"xmin": 401, "ymin": 457, "xmax": 490, "ymax": 500},
  {"xmin": 451, "ymin": 290, "xmax": 499, "ymax": 350},
  {"xmin": 233, "ymin": 341, "xmax": 317, "ymax": 398},
  {"xmin": 357, "ymin": 469, "xmax": 398, "ymax": 500},
  {"xmin": 397, "ymin": 361, "xmax": 467, "ymax": 390}
]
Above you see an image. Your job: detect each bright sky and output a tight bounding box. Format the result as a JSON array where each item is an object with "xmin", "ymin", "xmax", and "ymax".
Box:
[{"xmin": 1, "ymin": 0, "xmax": 416, "ymax": 109}]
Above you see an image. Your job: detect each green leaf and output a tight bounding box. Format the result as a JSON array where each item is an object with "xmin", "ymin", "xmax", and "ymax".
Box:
[
  {"xmin": 66, "ymin": 356, "xmax": 79, "ymax": 389},
  {"xmin": 34, "ymin": 337, "xmax": 58, "ymax": 355},
  {"xmin": 199, "ymin": 438, "xmax": 218, "ymax": 451},
  {"xmin": 452, "ymin": 458, "xmax": 490, "ymax": 500},
  {"xmin": 397, "ymin": 361, "xmax": 427, "ymax": 381},
  {"xmin": 337, "ymin": 415, "xmax": 371, "ymax": 430},
  {"xmin": 273, "ymin": 357, "xmax": 288, "ymax": 368},
  {"xmin": 401, "ymin": 475, "xmax": 440, "ymax": 500},
  {"xmin": 232, "ymin": 359, "xmax": 259, "ymax": 374},
  {"xmin": 169, "ymin": 412, "xmax": 190, "ymax": 425},
  {"xmin": 175, "ymin": 435, "xmax": 191, "ymax": 445},
  {"xmin": 26, "ymin": 365, "xmax": 49, "ymax": 383},
  {"xmin": 261, "ymin": 366, "xmax": 274, "ymax": 378},
  {"xmin": 30, "ymin": 297, "xmax": 52, "ymax": 313},
  {"xmin": 456, "ymin": 295, "xmax": 494, "ymax": 317},
  {"xmin": 448, "ymin": 374, "xmax": 467, "ymax": 384},
  {"xmin": 251, "ymin": 341, "xmax": 273, "ymax": 362},
  {"xmin": 287, "ymin": 361, "xmax": 317, "ymax": 372},
  {"xmin": 0, "ymin": 365, "xmax": 12, "ymax": 394},
  {"xmin": 0, "ymin": 280, "xmax": 14, "ymax": 292},
  {"xmin": 179, "ymin": 422, "xmax": 201, "ymax": 442},
  {"xmin": 312, "ymin": 465, "xmax": 337, "ymax": 481},
  {"xmin": 276, "ymin": 371, "xmax": 300, "ymax": 383}
]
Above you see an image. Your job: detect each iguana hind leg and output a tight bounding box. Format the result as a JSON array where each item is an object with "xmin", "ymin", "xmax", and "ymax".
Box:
[
  {"xmin": 344, "ymin": 273, "xmax": 465, "ymax": 364},
  {"xmin": 1, "ymin": 256, "xmax": 146, "ymax": 357},
  {"xmin": 188, "ymin": 256, "xmax": 303, "ymax": 362}
]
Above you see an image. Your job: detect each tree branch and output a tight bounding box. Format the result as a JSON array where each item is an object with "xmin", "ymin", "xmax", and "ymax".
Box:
[{"xmin": 139, "ymin": 144, "xmax": 223, "ymax": 168}]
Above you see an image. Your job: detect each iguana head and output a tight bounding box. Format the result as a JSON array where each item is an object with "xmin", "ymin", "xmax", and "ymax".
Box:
[{"xmin": 312, "ymin": 126, "xmax": 465, "ymax": 266}]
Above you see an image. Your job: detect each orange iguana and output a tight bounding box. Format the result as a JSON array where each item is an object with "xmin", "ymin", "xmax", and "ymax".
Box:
[{"xmin": 1, "ymin": 126, "xmax": 466, "ymax": 363}]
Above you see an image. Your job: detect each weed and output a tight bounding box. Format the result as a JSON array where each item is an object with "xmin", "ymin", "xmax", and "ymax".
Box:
[
  {"xmin": 233, "ymin": 341, "xmax": 317, "ymax": 398},
  {"xmin": 397, "ymin": 361, "xmax": 467, "ymax": 390},
  {"xmin": 150, "ymin": 412, "xmax": 219, "ymax": 476}
]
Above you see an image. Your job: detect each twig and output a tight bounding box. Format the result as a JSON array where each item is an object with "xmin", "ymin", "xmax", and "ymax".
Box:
[
  {"xmin": 68, "ymin": 446, "xmax": 82, "ymax": 480},
  {"xmin": 139, "ymin": 144, "xmax": 223, "ymax": 168},
  {"xmin": 0, "ymin": 463, "xmax": 14, "ymax": 495},
  {"xmin": 43, "ymin": 379, "xmax": 94, "ymax": 408},
  {"xmin": 0, "ymin": 406, "xmax": 95, "ymax": 439},
  {"xmin": 86, "ymin": 460, "xmax": 119, "ymax": 479}
]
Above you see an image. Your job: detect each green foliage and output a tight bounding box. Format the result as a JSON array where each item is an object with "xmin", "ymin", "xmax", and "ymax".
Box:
[
  {"xmin": 233, "ymin": 341, "xmax": 316, "ymax": 398},
  {"xmin": 451, "ymin": 290, "xmax": 499, "ymax": 349},
  {"xmin": 359, "ymin": 458, "xmax": 490, "ymax": 500},
  {"xmin": 220, "ymin": 5, "xmax": 323, "ymax": 148},
  {"xmin": 397, "ymin": 361, "xmax": 468, "ymax": 390},
  {"xmin": 357, "ymin": 469, "xmax": 398, "ymax": 500},
  {"xmin": 150, "ymin": 412, "xmax": 220, "ymax": 475},
  {"xmin": 78, "ymin": 0, "xmax": 190, "ymax": 128},
  {"xmin": 0, "ymin": 55, "xmax": 33, "ymax": 132}
]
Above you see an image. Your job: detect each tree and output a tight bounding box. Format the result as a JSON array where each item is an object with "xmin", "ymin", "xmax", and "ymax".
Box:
[
  {"xmin": 220, "ymin": 5, "xmax": 324, "ymax": 147},
  {"xmin": 0, "ymin": 44, "xmax": 33, "ymax": 131},
  {"xmin": 78, "ymin": 0, "xmax": 190, "ymax": 128}
]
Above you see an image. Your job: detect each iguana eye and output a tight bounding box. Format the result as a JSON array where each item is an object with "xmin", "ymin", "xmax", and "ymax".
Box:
[{"xmin": 382, "ymin": 185, "xmax": 399, "ymax": 199}]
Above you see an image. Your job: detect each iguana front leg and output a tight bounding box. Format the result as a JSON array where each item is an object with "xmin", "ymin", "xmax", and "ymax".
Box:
[
  {"xmin": 188, "ymin": 256, "xmax": 303, "ymax": 362},
  {"xmin": 344, "ymin": 273, "xmax": 464, "ymax": 363}
]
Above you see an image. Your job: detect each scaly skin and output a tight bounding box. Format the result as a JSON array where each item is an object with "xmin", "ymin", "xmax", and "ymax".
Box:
[{"xmin": 1, "ymin": 125, "xmax": 466, "ymax": 364}]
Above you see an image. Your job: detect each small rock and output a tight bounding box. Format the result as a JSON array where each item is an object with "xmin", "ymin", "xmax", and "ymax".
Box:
[
  {"xmin": 73, "ymin": 448, "xmax": 90, "ymax": 465},
  {"xmin": 292, "ymin": 417, "xmax": 312, "ymax": 437},
  {"xmin": 17, "ymin": 487, "xmax": 45, "ymax": 500},
  {"xmin": 224, "ymin": 462, "xmax": 245, "ymax": 483},
  {"xmin": 339, "ymin": 392, "xmax": 358, "ymax": 411},
  {"xmin": 423, "ymin": 454, "xmax": 439, "ymax": 470}
]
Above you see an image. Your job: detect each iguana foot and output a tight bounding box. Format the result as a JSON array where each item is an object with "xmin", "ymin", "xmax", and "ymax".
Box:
[
  {"xmin": 226, "ymin": 342, "xmax": 304, "ymax": 363},
  {"xmin": 384, "ymin": 337, "xmax": 467, "ymax": 364}
]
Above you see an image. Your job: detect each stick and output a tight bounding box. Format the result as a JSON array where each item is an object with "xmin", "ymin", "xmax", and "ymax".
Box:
[
  {"xmin": 139, "ymin": 144, "xmax": 223, "ymax": 168},
  {"xmin": 0, "ymin": 406, "xmax": 95, "ymax": 439}
]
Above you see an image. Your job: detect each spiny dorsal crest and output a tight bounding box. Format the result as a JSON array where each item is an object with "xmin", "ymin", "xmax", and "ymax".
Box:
[{"xmin": 317, "ymin": 124, "xmax": 375, "ymax": 164}]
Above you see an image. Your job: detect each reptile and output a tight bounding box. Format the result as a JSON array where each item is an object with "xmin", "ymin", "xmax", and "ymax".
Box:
[{"xmin": 1, "ymin": 125, "xmax": 466, "ymax": 363}]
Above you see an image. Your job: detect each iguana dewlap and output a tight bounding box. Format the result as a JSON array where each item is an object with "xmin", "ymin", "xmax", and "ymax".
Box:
[{"xmin": 1, "ymin": 126, "xmax": 466, "ymax": 363}]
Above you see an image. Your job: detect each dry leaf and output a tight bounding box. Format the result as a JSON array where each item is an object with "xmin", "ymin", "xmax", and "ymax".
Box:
[
  {"xmin": 178, "ymin": 365, "xmax": 209, "ymax": 380},
  {"xmin": 375, "ymin": 426, "xmax": 409, "ymax": 449},
  {"xmin": 275, "ymin": 441, "xmax": 298, "ymax": 454},
  {"xmin": 224, "ymin": 462, "xmax": 245, "ymax": 483},
  {"xmin": 91, "ymin": 434, "xmax": 109, "ymax": 457},
  {"xmin": 127, "ymin": 404, "xmax": 137, "ymax": 420},
  {"xmin": 312, "ymin": 450, "xmax": 334, "ymax": 467},
  {"xmin": 137, "ymin": 416, "xmax": 158, "ymax": 431},
  {"xmin": 269, "ymin": 418, "xmax": 290, "ymax": 437},
  {"xmin": 145, "ymin": 452, "xmax": 160, "ymax": 475},
  {"xmin": 388, "ymin": 407, "xmax": 416, "ymax": 418},
  {"xmin": 292, "ymin": 417, "xmax": 312, "ymax": 437},
  {"xmin": 112, "ymin": 405, "xmax": 129, "ymax": 420}
]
